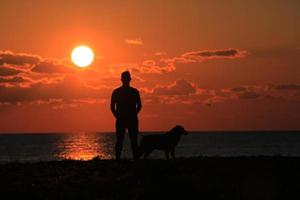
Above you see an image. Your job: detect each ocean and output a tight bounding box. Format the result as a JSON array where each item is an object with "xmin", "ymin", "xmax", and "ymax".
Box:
[{"xmin": 0, "ymin": 131, "xmax": 299, "ymax": 163}]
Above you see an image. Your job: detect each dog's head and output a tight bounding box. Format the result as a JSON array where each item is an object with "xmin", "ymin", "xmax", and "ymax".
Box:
[{"xmin": 171, "ymin": 125, "xmax": 188, "ymax": 135}]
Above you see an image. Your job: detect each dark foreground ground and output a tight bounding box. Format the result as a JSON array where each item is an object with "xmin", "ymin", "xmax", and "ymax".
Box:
[{"xmin": 0, "ymin": 157, "xmax": 300, "ymax": 200}]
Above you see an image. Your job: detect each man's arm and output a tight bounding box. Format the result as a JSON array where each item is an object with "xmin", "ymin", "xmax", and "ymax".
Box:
[
  {"xmin": 136, "ymin": 91, "xmax": 142, "ymax": 114},
  {"xmin": 110, "ymin": 91, "xmax": 117, "ymax": 118}
]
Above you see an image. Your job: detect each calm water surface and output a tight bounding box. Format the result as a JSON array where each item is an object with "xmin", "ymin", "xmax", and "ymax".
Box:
[{"xmin": 0, "ymin": 131, "xmax": 299, "ymax": 163}]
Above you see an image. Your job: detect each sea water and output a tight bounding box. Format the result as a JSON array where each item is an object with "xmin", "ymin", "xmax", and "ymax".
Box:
[{"xmin": 0, "ymin": 131, "xmax": 299, "ymax": 163}]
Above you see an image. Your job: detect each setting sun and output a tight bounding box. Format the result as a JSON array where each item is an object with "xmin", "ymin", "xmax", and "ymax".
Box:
[{"xmin": 71, "ymin": 46, "xmax": 94, "ymax": 67}]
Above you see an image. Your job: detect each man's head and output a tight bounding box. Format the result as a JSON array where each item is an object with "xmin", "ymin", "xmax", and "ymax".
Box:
[{"xmin": 121, "ymin": 71, "xmax": 131, "ymax": 85}]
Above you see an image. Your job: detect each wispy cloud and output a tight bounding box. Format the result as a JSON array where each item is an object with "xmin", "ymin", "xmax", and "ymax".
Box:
[
  {"xmin": 0, "ymin": 66, "xmax": 25, "ymax": 76},
  {"xmin": 153, "ymin": 79, "xmax": 196, "ymax": 96},
  {"xmin": 270, "ymin": 84, "xmax": 300, "ymax": 91},
  {"xmin": 135, "ymin": 59, "xmax": 175, "ymax": 74},
  {"xmin": 180, "ymin": 48, "xmax": 248, "ymax": 63},
  {"xmin": 32, "ymin": 60, "xmax": 73, "ymax": 74},
  {"xmin": 128, "ymin": 48, "xmax": 249, "ymax": 74},
  {"xmin": 0, "ymin": 50, "xmax": 40, "ymax": 66},
  {"xmin": 0, "ymin": 76, "xmax": 30, "ymax": 84},
  {"xmin": 154, "ymin": 52, "xmax": 167, "ymax": 56},
  {"xmin": 0, "ymin": 75, "xmax": 112, "ymax": 104},
  {"xmin": 125, "ymin": 38, "xmax": 143, "ymax": 45}
]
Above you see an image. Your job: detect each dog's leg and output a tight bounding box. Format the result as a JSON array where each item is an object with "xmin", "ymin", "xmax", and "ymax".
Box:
[
  {"xmin": 137, "ymin": 148, "xmax": 144, "ymax": 159},
  {"xmin": 143, "ymin": 150, "xmax": 153, "ymax": 159},
  {"xmin": 171, "ymin": 149, "xmax": 175, "ymax": 160},
  {"xmin": 165, "ymin": 151, "xmax": 170, "ymax": 160}
]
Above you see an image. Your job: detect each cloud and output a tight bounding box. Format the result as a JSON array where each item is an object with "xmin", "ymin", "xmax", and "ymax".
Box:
[
  {"xmin": 0, "ymin": 49, "xmax": 258, "ymax": 107},
  {"xmin": 125, "ymin": 38, "xmax": 143, "ymax": 45},
  {"xmin": 135, "ymin": 59, "xmax": 175, "ymax": 74},
  {"xmin": 0, "ymin": 66, "xmax": 24, "ymax": 76},
  {"xmin": 141, "ymin": 82, "xmax": 274, "ymax": 106},
  {"xmin": 154, "ymin": 52, "xmax": 167, "ymax": 56},
  {"xmin": 181, "ymin": 48, "xmax": 248, "ymax": 63},
  {"xmin": 106, "ymin": 48, "xmax": 249, "ymax": 75},
  {"xmin": 0, "ymin": 51, "xmax": 40, "ymax": 66},
  {"xmin": 0, "ymin": 50, "xmax": 74, "ymax": 75},
  {"xmin": 31, "ymin": 60, "xmax": 73, "ymax": 74},
  {"xmin": 0, "ymin": 76, "xmax": 30, "ymax": 83},
  {"xmin": 271, "ymin": 84, "xmax": 300, "ymax": 91},
  {"xmin": 238, "ymin": 91, "xmax": 260, "ymax": 99},
  {"xmin": 141, "ymin": 80, "xmax": 220, "ymax": 105},
  {"xmin": 131, "ymin": 48, "xmax": 248, "ymax": 74},
  {"xmin": 0, "ymin": 75, "xmax": 112, "ymax": 104},
  {"xmin": 153, "ymin": 79, "xmax": 196, "ymax": 96},
  {"xmin": 230, "ymin": 87, "xmax": 247, "ymax": 92},
  {"xmin": 227, "ymin": 84, "xmax": 300, "ymax": 101},
  {"xmin": 186, "ymin": 49, "xmax": 240, "ymax": 57}
]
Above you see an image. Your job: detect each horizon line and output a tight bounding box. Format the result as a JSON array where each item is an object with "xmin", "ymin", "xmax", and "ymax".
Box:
[{"xmin": 0, "ymin": 130, "xmax": 299, "ymax": 134}]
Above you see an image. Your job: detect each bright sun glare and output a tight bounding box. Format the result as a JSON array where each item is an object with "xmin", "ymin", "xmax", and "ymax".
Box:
[{"xmin": 71, "ymin": 46, "xmax": 94, "ymax": 67}]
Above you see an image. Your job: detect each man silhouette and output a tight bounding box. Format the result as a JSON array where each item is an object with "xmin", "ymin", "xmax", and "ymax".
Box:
[{"xmin": 110, "ymin": 71, "xmax": 142, "ymax": 160}]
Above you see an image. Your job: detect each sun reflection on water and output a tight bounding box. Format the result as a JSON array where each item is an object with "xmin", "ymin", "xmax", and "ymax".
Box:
[{"xmin": 57, "ymin": 132, "xmax": 113, "ymax": 160}]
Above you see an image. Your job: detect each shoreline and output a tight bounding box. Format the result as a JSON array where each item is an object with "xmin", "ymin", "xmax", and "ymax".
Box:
[{"xmin": 1, "ymin": 155, "xmax": 300, "ymax": 164}]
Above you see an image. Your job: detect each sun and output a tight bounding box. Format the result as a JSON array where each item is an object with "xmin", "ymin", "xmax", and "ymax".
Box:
[{"xmin": 71, "ymin": 46, "xmax": 94, "ymax": 67}]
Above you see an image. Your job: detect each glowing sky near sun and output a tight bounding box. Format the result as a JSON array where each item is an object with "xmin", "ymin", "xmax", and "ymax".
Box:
[{"xmin": 0, "ymin": 0, "xmax": 299, "ymax": 132}]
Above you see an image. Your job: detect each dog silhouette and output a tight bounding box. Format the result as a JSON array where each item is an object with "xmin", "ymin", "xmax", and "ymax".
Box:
[{"xmin": 138, "ymin": 125, "xmax": 188, "ymax": 160}]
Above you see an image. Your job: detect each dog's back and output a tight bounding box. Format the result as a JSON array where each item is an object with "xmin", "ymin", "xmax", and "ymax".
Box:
[{"xmin": 140, "ymin": 134, "xmax": 175, "ymax": 151}]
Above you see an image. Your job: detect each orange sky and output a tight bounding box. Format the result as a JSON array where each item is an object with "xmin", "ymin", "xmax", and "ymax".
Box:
[{"xmin": 0, "ymin": 0, "xmax": 299, "ymax": 132}]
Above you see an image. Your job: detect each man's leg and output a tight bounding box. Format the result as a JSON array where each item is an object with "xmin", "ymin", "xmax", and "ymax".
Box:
[
  {"xmin": 115, "ymin": 119, "xmax": 126, "ymax": 160},
  {"xmin": 128, "ymin": 117, "xmax": 139, "ymax": 160}
]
